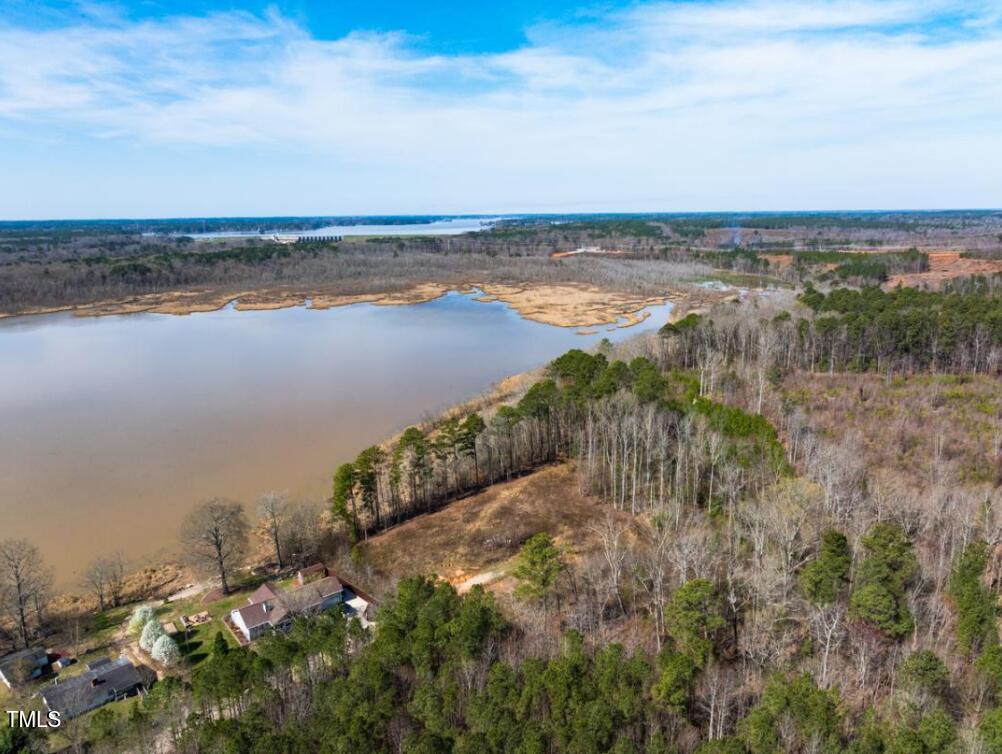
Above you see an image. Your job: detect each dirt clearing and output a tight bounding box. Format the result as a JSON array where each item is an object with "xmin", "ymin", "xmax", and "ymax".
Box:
[{"xmin": 886, "ymin": 251, "xmax": 1002, "ymax": 289}]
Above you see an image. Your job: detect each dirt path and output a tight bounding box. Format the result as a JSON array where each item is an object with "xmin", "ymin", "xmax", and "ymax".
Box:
[{"xmin": 456, "ymin": 570, "xmax": 505, "ymax": 594}]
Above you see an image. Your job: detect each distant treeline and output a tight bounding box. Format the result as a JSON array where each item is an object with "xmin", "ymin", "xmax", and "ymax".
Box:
[
  {"xmin": 0, "ymin": 216, "xmax": 488, "ymax": 236},
  {"xmin": 692, "ymin": 248, "xmax": 929, "ymax": 284}
]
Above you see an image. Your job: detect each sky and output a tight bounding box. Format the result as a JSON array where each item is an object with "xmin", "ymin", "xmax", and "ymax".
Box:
[{"xmin": 1, "ymin": 0, "xmax": 1000, "ymax": 219}]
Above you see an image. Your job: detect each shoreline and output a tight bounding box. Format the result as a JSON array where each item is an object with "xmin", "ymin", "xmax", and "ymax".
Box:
[
  {"xmin": 5, "ymin": 281, "xmax": 723, "ymax": 594},
  {"xmin": 0, "ymin": 280, "xmax": 722, "ymax": 330}
]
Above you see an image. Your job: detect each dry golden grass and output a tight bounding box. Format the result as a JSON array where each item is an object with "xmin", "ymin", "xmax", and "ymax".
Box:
[{"xmin": 357, "ymin": 463, "xmax": 640, "ymax": 585}]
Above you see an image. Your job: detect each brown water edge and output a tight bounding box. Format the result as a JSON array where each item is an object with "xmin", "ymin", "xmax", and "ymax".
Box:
[{"xmin": 0, "ymin": 281, "xmax": 715, "ymax": 329}]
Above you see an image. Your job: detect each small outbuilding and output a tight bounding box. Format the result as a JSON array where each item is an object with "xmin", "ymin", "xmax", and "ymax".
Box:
[{"xmin": 0, "ymin": 647, "xmax": 48, "ymax": 689}]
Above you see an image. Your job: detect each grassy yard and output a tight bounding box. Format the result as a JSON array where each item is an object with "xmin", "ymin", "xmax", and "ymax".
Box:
[
  {"xmin": 153, "ymin": 591, "xmax": 243, "ymax": 669},
  {"xmin": 90, "ymin": 605, "xmax": 131, "ymax": 646}
]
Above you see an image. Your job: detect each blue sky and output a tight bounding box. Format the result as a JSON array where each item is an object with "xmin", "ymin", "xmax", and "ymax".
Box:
[{"xmin": 1, "ymin": 0, "xmax": 1000, "ymax": 219}]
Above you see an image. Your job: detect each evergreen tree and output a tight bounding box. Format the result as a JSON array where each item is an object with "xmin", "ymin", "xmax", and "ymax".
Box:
[
  {"xmin": 663, "ymin": 579, "xmax": 726, "ymax": 667},
  {"xmin": 946, "ymin": 539, "xmax": 997, "ymax": 656},
  {"xmin": 513, "ymin": 533, "xmax": 565, "ymax": 602},
  {"xmin": 981, "ymin": 707, "xmax": 1002, "ymax": 754},
  {"xmin": 800, "ymin": 530, "xmax": 851, "ymax": 606},
  {"xmin": 652, "ymin": 647, "xmax": 698, "ymax": 714},
  {"xmin": 849, "ymin": 523, "xmax": 918, "ymax": 639},
  {"xmin": 739, "ymin": 674, "xmax": 842, "ymax": 754},
  {"xmin": 332, "ymin": 462, "xmax": 358, "ymax": 539}
]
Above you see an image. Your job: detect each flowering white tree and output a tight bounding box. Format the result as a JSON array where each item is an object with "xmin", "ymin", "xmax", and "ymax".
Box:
[
  {"xmin": 151, "ymin": 634, "xmax": 181, "ymax": 666},
  {"xmin": 139, "ymin": 620, "xmax": 165, "ymax": 653},
  {"xmin": 128, "ymin": 606, "xmax": 155, "ymax": 637}
]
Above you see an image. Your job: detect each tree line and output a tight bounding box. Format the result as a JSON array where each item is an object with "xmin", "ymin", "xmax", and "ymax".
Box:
[
  {"xmin": 660, "ymin": 284, "xmax": 1002, "ymax": 376},
  {"xmin": 328, "ymin": 347, "xmax": 787, "ymax": 541}
]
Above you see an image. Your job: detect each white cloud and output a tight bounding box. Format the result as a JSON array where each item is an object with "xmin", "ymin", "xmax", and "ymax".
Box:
[{"xmin": 0, "ymin": 0, "xmax": 1000, "ymax": 213}]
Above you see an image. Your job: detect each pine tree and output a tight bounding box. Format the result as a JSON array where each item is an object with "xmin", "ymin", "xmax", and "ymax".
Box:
[
  {"xmin": 513, "ymin": 533, "xmax": 565, "ymax": 602},
  {"xmin": 800, "ymin": 530, "xmax": 851, "ymax": 606},
  {"xmin": 663, "ymin": 579, "xmax": 726, "ymax": 667},
  {"xmin": 849, "ymin": 523, "xmax": 918, "ymax": 639}
]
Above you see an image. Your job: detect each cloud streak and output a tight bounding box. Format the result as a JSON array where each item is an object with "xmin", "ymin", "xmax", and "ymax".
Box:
[{"xmin": 1, "ymin": 0, "xmax": 1000, "ymax": 214}]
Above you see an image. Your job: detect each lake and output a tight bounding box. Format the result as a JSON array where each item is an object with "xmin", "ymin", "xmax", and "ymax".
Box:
[
  {"xmin": 0, "ymin": 291, "xmax": 672, "ymax": 583},
  {"xmin": 185, "ymin": 217, "xmax": 504, "ymax": 239}
]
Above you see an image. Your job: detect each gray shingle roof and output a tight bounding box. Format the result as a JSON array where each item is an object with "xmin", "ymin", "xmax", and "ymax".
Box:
[
  {"xmin": 0, "ymin": 647, "xmax": 47, "ymax": 674},
  {"xmin": 40, "ymin": 656, "xmax": 143, "ymax": 719}
]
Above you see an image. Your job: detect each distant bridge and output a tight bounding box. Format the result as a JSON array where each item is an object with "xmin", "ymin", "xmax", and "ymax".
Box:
[{"xmin": 296, "ymin": 235, "xmax": 342, "ymax": 244}]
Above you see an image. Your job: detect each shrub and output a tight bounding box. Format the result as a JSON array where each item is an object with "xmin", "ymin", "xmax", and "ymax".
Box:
[
  {"xmin": 151, "ymin": 635, "xmax": 181, "ymax": 666},
  {"xmin": 140, "ymin": 620, "xmax": 165, "ymax": 653},
  {"xmin": 127, "ymin": 606, "xmax": 155, "ymax": 637}
]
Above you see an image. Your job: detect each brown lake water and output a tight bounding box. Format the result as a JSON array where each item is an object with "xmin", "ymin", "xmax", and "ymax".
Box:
[{"xmin": 0, "ymin": 291, "xmax": 672, "ymax": 584}]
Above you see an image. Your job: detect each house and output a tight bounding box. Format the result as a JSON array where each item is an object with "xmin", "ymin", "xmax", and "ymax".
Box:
[
  {"xmin": 0, "ymin": 647, "xmax": 48, "ymax": 689},
  {"xmin": 229, "ymin": 566, "xmax": 346, "ymax": 642},
  {"xmin": 39, "ymin": 656, "xmax": 144, "ymax": 719}
]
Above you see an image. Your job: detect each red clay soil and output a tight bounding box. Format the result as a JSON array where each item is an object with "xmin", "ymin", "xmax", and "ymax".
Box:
[{"xmin": 886, "ymin": 251, "xmax": 1002, "ymax": 289}]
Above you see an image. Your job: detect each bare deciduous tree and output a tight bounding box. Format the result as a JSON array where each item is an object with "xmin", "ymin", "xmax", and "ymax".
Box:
[
  {"xmin": 82, "ymin": 553, "xmax": 125, "ymax": 611},
  {"xmin": 0, "ymin": 539, "xmax": 51, "ymax": 649},
  {"xmin": 257, "ymin": 491, "xmax": 288, "ymax": 569},
  {"xmin": 179, "ymin": 499, "xmax": 249, "ymax": 595}
]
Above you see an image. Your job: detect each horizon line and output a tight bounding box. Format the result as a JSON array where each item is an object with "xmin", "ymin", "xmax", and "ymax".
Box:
[{"xmin": 3, "ymin": 208, "xmax": 1002, "ymax": 224}]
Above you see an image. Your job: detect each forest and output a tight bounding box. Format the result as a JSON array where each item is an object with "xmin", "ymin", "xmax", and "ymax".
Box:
[
  {"xmin": 2, "ymin": 212, "xmax": 1001, "ymax": 315},
  {"xmin": 97, "ymin": 281, "xmax": 988, "ymax": 754}
]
